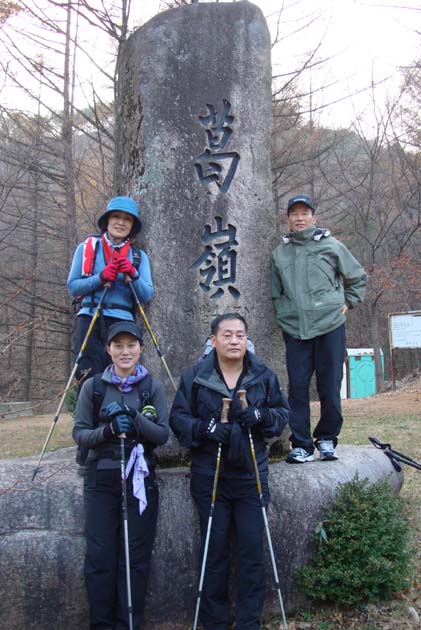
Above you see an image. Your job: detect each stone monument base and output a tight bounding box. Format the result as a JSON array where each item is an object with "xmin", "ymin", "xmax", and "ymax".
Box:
[{"xmin": 0, "ymin": 445, "xmax": 403, "ymax": 629}]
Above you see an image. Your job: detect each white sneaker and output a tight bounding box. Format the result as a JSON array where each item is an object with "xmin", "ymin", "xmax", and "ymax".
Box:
[
  {"xmin": 286, "ymin": 447, "xmax": 316, "ymax": 464},
  {"xmin": 317, "ymin": 440, "xmax": 339, "ymax": 461}
]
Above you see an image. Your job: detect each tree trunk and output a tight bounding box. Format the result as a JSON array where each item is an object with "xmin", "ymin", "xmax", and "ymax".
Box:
[{"xmin": 369, "ymin": 303, "xmax": 385, "ymax": 393}]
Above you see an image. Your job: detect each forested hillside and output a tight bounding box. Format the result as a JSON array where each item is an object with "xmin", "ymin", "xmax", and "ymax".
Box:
[{"xmin": 0, "ymin": 0, "xmax": 420, "ymax": 405}]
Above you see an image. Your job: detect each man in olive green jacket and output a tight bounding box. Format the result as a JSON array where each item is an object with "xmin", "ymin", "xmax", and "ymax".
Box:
[{"xmin": 271, "ymin": 194, "xmax": 367, "ymax": 463}]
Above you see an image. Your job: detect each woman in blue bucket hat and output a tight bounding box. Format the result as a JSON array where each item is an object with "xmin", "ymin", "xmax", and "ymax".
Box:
[{"xmin": 67, "ymin": 196, "xmax": 153, "ymax": 410}]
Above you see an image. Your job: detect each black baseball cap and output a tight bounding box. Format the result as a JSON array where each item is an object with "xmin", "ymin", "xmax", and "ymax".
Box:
[
  {"xmin": 287, "ymin": 194, "xmax": 316, "ymax": 215},
  {"xmin": 107, "ymin": 321, "xmax": 144, "ymax": 344}
]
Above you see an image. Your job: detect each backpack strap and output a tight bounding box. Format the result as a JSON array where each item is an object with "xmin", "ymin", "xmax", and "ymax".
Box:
[
  {"xmin": 82, "ymin": 236, "xmax": 141, "ymax": 277},
  {"xmin": 82, "ymin": 235, "xmax": 101, "ymax": 277},
  {"xmin": 92, "ymin": 373, "xmax": 107, "ymax": 421},
  {"xmin": 137, "ymin": 374, "xmax": 151, "ymax": 407},
  {"xmin": 72, "ymin": 235, "xmax": 101, "ymax": 313},
  {"xmin": 131, "ymin": 246, "xmax": 142, "ymax": 270}
]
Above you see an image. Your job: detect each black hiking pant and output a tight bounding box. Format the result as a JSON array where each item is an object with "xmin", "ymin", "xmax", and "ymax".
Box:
[
  {"xmin": 73, "ymin": 314, "xmax": 122, "ymax": 384},
  {"xmin": 190, "ymin": 473, "xmax": 269, "ymax": 630},
  {"xmin": 84, "ymin": 463, "xmax": 159, "ymax": 630},
  {"xmin": 283, "ymin": 323, "xmax": 346, "ymax": 453}
]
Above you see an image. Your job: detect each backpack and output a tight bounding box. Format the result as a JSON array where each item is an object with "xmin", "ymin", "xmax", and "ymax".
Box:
[
  {"xmin": 75, "ymin": 373, "xmax": 152, "ymax": 466},
  {"xmin": 72, "ymin": 235, "xmax": 142, "ymax": 314}
]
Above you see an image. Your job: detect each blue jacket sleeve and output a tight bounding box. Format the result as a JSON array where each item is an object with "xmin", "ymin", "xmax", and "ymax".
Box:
[
  {"xmin": 67, "ymin": 243, "xmax": 103, "ymax": 298},
  {"xmin": 130, "ymin": 250, "xmax": 154, "ymax": 304}
]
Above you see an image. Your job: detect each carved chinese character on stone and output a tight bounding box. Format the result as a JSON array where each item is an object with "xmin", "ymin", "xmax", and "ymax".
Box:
[
  {"xmin": 191, "ymin": 216, "xmax": 240, "ymax": 299},
  {"xmin": 194, "ymin": 100, "xmax": 240, "ymax": 193}
]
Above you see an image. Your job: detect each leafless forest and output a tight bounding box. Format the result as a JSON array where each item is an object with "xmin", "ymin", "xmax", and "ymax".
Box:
[{"xmin": 0, "ymin": 0, "xmax": 420, "ymax": 407}]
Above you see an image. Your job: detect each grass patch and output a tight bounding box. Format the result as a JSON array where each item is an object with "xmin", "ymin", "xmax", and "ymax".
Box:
[{"xmin": 0, "ymin": 413, "xmax": 74, "ymax": 459}]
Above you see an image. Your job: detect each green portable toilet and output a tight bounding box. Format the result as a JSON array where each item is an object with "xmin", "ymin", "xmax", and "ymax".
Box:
[{"xmin": 347, "ymin": 348, "xmax": 384, "ymax": 399}]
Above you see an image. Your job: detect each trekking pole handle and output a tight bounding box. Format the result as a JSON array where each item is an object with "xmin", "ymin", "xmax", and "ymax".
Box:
[
  {"xmin": 237, "ymin": 389, "xmax": 247, "ymax": 410},
  {"xmin": 221, "ymin": 398, "xmax": 231, "ymax": 424},
  {"xmin": 369, "ymin": 436, "xmax": 389, "ymax": 450}
]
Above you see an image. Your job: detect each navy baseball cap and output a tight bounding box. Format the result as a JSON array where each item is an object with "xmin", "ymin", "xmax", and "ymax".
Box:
[
  {"xmin": 287, "ymin": 194, "xmax": 316, "ymax": 215},
  {"xmin": 107, "ymin": 321, "xmax": 144, "ymax": 344}
]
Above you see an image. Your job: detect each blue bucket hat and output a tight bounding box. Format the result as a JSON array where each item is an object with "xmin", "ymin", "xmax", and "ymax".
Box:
[
  {"xmin": 98, "ymin": 196, "xmax": 142, "ymax": 235},
  {"xmin": 287, "ymin": 194, "xmax": 317, "ymax": 215}
]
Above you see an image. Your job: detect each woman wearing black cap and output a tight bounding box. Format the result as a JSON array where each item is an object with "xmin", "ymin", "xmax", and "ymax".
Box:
[
  {"xmin": 73, "ymin": 321, "xmax": 169, "ymax": 630},
  {"xmin": 67, "ymin": 196, "xmax": 154, "ymax": 385}
]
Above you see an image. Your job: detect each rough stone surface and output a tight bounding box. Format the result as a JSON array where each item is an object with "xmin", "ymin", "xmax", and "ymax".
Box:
[
  {"xmin": 0, "ymin": 445, "xmax": 403, "ymax": 629},
  {"xmin": 114, "ymin": 1, "xmax": 284, "ymax": 401}
]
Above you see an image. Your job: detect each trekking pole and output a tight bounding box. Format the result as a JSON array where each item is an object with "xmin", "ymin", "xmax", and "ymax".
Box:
[
  {"xmin": 31, "ymin": 286, "xmax": 109, "ymax": 481},
  {"xmin": 127, "ymin": 280, "xmax": 177, "ymax": 392},
  {"xmin": 192, "ymin": 397, "xmax": 231, "ymax": 630},
  {"xmin": 120, "ymin": 433, "xmax": 134, "ymax": 630},
  {"xmin": 237, "ymin": 390, "xmax": 288, "ymax": 630},
  {"xmin": 369, "ymin": 436, "xmax": 421, "ymax": 471}
]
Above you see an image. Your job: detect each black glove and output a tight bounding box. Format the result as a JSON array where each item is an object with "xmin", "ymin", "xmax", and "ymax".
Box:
[
  {"xmin": 121, "ymin": 404, "xmax": 137, "ymax": 418},
  {"xmin": 237, "ymin": 406, "xmax": 269, "ymax": 428},
  {"xmin": 193, "ymin": 418, "xmax": 231, "ymax": 445},
  {"xmin": 103, "ymin": 401, "xmax": 125, "ymax": 419},
  {"xmin": 103, "ymin": 401, "xmax": 137, "ymax": 419},
  {"xmin": 208, "ymin": 422, "xmax": 232, "ymax": 445},
  {"xmin": 193, "ymin": 418, "xmax": 216, "ymax": 441},
  {"xmin": 114, "ymin": 415, "xmax": 133, "ymax": 433},
  {"xmin": 103, "ymin": 415, "xmax": 133, "ymax": 439}
]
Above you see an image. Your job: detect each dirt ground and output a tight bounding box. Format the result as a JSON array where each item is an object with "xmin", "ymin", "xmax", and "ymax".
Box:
[{"xmin": 340, "ymin": 387, "xmax": 421, "ymax": 419}]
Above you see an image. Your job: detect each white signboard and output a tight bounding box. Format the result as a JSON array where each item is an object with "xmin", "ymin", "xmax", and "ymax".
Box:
[{"xmin": 389, "ymin": 311, "xmax": 421, "ymax": 349}]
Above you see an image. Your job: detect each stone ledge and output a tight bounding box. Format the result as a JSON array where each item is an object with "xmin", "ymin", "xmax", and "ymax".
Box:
[{"xmin": 0, "ymin": 445, "xmax": 403, "ymax": 629}]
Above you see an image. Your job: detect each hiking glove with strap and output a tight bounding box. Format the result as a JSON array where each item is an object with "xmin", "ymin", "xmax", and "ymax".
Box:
[
  {"xmin": 237, "ymin": 405, "xmax": 269, "ymax": 428},
  {"xmin": 103, "ymin": 415, "xmax": 133, "ymax": 438},
  {"xmin": 100, "ymin": 261, "xmax": 119, "ymax": 283},
  {"xmin": 193, "ymin": 418, "xmax": 232, "ymax": 445},
  {"xmin": 117, "ymin": 257, "xmax": 137, "ymax": 278}
]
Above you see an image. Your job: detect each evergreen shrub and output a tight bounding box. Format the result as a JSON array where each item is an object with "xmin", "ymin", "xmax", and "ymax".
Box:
[{"xmin": 297, "ymin": 474, "xmax": 414, "ymax": 606}]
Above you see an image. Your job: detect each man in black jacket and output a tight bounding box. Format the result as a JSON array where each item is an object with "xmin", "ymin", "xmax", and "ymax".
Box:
[{"xmin": 170, "ymin": 313, "xmax": 289, "ymax": 630}]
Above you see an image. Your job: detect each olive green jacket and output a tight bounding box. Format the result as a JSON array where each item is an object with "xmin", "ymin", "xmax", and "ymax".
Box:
[{"xmin": 271, "ymin": 226, "xmax": 367, "ymax": 340}]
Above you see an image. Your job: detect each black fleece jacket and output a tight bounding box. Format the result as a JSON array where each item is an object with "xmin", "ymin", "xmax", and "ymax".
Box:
[
  {"xmin": 73, "ymin": 368, "xmax": 169, "ymax": 467},
  {"xmin": 170, "ymin": 350, "xmax": 289, "ymax": 479}
]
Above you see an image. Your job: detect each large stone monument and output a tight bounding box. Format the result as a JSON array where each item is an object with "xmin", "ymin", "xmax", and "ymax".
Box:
[{"xmin": 114, "ymin": 0, "xmax": 282, "ymax": 391}]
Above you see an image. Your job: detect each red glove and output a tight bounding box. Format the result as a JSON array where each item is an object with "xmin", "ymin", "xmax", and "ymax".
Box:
[
  {"xmin": 117, "ymin": 257, "xmax": 137, "ymax": 278},
  {"xmin": 100, "ymin": 261, "xmax": 119, "ymax": 283}
]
